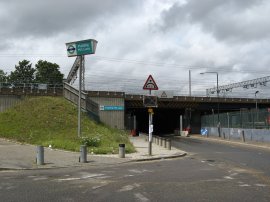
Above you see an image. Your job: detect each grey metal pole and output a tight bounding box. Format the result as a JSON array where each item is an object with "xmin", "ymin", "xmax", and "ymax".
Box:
[
  {"xmin": 166, "ymin": 139, "xmax": 171, "ymax": 150},
  {"xmin": 216, "ymin": 73, "xmax": 221, "ymax": 137},
  {"xmin": 241, "ymin": 130, "xmax": 245, "ymax": 142},
  {"xmin": 227, "ymin": 112, "xmax": 230, "ymax": 140},
  {"xmin": 134, "ymin": 115, "xmax": 136, "ymax": 135},
  {"xmin": 148, "ymin": 89, "xmax": 152, "ymax": 156},
  {"xmin": 78, "ymin": 56, "xmax": 82, "ymax": 138},
  {"xmin": 180, "ymin": 115, "xmax": 183, "ymax": 135},
  {"xmin": 255, "ymin": 91, "xmax": 259, "ymax": 121},
  {"xmin": 163, "ymin": 138, "xmax": 166, "ymax": 148},
  {"xmin": 189, "ymin": 70, "xmax": 191, "ymax": 96},
  {"xmin": 36, "ymin": 146, "xmax": 44, "ymax": 165},
  {"xmin": 148, "ymin": 111, "xmax": 152, "ymax": 156},
  {"xmin": 119, "ymin": 144, "xmax": 125, "ymax": 158},
  {"xmin": 80, "ymin": 145, "xmax": 87, "ymax": 163}
]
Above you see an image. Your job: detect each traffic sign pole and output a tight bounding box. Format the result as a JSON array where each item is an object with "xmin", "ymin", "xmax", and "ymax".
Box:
[
  {"xmin": 148, "ymin": 110, "xmax": 152, "ymax": 156},
  {"xmin": 142, "ymin": 75, "xmax": 158, "ymax": 156},
  {"xmin": 78, "ymin": 55, "xmax": 82, "ymax": 138},
  {"xmin": 148, "ymin": 89, "xmax": 152, "ymax": 156}
]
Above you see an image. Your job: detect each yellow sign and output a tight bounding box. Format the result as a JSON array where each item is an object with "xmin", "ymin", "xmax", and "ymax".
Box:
[{"xmin": 148, "ymin": 108, "xmax": 153, "ymax": 113}]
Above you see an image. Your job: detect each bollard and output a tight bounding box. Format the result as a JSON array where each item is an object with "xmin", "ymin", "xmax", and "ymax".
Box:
[
  {"xmin": 166, "ymin": 139, "xmax": 171, "ymax": 150},
  {"xmin": 163, "ymin": 138, "xmax": 166, "ymax": 148},
  {"xmin": 119, "ymin": 144, "xmax": 125, "ymax": 158},
  {"xmin": 80, "ymin": 145, "xmax": 87, "ymax": 163},
  {"xmin": 160, "ymin": 138, "xmax": 163, "ymax": 146},
  {"xmin": 148, "ymin": 141, "xmax": 152, "ymax": 156},
  {"xmin": 36, "ymin": 145, "xmax": 44, "ymax": 165},
  {"xmin": 241, "ymin": 131, "xmax": 245, "ymax": 142},
  {"xmin": 223, "ymin": 132, "xmax": 226, "ymax": 139}
]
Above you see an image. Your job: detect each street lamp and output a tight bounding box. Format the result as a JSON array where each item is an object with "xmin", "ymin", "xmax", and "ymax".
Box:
[
  {"xmin": 255, "ymin": 90, "xmax": 259, "ymax": 111},
  {"xmin": 255, "ymin": 90, "xmax": 259, "ymax": 121},
  {"xmin": 200, "ymin": 71, "xmax": 220, "ymax": 137}
]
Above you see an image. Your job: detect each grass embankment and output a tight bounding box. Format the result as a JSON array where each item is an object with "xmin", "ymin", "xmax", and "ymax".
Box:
[{"xmin": 0, "ymin": 96, "xmax": 135, "ymax": 154}]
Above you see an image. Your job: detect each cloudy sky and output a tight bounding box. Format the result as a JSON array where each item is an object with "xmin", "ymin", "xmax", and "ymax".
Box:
[{"xmin": 1, "ymin": 0, "xmax": 270, "ymax": 97}]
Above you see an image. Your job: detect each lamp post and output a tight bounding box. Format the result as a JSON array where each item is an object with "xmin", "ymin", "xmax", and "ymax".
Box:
[
  {"xmin": 200, "ymin": 71, "xmax": 220, "ymax": 137},
  {"xmin": 255, "ymin": 90, "xmax": 259, "ymax": 111},
  {"xmin": 255, "ymin": 90, "xmax": 259, "ymax": 121}
]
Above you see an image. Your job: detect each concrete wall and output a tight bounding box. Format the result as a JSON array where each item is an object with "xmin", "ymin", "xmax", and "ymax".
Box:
[
  {"xmin": 89, "ymin": 97, "xmax": 125, "ymax": 130},
  {"xmin": 205, "ymin": 127, "xmax": 270, "ymax": 143},
  {"xmin": 0, "ymin": 95, "xmax": 22, "ymax": 112}
]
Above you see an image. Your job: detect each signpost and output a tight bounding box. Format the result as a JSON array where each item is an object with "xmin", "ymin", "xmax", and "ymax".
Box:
[
  {"xmin": 143, "ymin": 75, "xmax": 158, "ymax": 156},
  {"xmin": 66, "ymin": 39, "xmax": 98, "ymax": 57},
  {"xmin": 66, "ymin": 39, "xmax": 98, "ymax": 138}
]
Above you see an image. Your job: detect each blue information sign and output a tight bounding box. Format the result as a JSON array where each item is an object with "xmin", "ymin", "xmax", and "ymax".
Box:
[{"xmin": 100, "ymin": 106, "xmax": 124, "ymax": 111}]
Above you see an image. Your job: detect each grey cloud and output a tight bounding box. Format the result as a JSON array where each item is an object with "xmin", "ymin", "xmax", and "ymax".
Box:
[
  {"xmin": 0, "ymin": 0, "xmax": 140, "ymax": 39},
  {"xmin": 160, "ymin": 0, "xmax": 270, "ymax": 43}
]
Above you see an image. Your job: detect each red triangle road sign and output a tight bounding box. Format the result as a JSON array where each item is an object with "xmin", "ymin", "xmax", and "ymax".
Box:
[{"xmin": 143, "ymin": 75, "xmax": 159, "ymax": 90}]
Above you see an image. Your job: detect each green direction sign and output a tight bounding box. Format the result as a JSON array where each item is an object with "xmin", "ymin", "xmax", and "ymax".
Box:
[{"xmin": 66, "ymin": 39, "xmax": 98, "ymax": 57}]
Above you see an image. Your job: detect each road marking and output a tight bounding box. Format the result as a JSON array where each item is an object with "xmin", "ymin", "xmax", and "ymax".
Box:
[
  {"xmin": 128, "ymin": 169, "xmax": 152, "ymax": 174},
  {"xmin": 92, "ymin": 183, "xmax": 109, "ymax": 190},
  {"xmin": 57, "ymin": 177, "xmax": 81, "ymax": 181},
  {"xmin": 239, "ymin": 184, "xmax": 250, "ymax": 187},
  {"xmin": 118, "ymin": 185, "xmax": 136, "ymax": 192},
  {"xmin": 229, "ymin": 173, "xmax": 239, "ymax": 177},
  {"xmin": 124, "ymin": 174, "xmax": 134, "ymax": 177},
  {"xmin": 224, "ymin": 176, "xmax": 234, "ymax": 180},
  {"xmin": 134, "ymin": 193, "xmax": 150, "ymax": 202},
  {"xmin": 118, "ymin": 183, "xmax": 140, "ymax": 192},
  {"xmin": 33, "ymin": 177, "xmax": 48, "ymax": 181},
  {"xmin": 255, "ymin": 184, "xmax": 267, "ymax": 187},
  {"xmin": 81, "ymin": 173, "xmax": 105, "ymax": 179}
]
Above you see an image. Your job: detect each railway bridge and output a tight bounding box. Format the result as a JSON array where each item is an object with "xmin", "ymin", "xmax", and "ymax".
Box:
[{"xmin": 1, "ymin": 82, "xmax": 270, "ymax": 135}]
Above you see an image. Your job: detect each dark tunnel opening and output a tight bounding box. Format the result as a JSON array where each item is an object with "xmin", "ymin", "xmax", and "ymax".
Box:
[{"xmin": 126, "ymin": 108, "xmax": 199, "ymax": 136}]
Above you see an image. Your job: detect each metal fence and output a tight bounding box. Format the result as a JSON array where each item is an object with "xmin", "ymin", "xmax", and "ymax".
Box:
[
  {"xmin": 0, "ymin": 82, "xmax": 63, "ymax": 95},
  {"xmin": 202, "ymin": 108, "xmax": 270, "ymax": 129}
]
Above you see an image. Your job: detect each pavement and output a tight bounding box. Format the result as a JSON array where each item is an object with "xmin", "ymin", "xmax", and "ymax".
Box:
[{"xmin": 0, "ymin": 136, "xmax": 186, "ymax": 170}]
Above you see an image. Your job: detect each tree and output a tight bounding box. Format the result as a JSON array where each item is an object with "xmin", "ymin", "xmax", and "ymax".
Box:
[
  {"xmin": 9, "ymin": 60, "xmax": 35, "ymax": 83},
  {"xmin": 35, "ymin": 60, "xmax": 64, "ymax": 84},
  {"xmin": 0, "ymin": 69, "xmax": 7, "ymax": 82}
]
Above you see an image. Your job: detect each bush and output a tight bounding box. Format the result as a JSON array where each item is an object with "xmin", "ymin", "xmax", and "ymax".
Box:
[{"xmin": 81, "ymin": 136, "xmax": 101, "ymax": 147}]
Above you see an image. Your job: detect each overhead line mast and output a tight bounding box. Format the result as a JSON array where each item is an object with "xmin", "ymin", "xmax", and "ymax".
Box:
[{"xmin": 206, "ymin": 75, "xmax": 270, "ymax": 96}]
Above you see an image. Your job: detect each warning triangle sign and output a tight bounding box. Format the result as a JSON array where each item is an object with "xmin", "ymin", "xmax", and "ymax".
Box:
[
  {"xmin": 143, "ymin": 75, "xmax": 159, "ymax": 90},
  {"xmin": 160, "ymin": 91, "xmax": 167, "ymax": 98}
]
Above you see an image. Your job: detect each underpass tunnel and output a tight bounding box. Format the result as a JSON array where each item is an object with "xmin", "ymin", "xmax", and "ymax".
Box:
[{"xmin": 126, "ymin": 108, "xmax": 201, "ymax": 136}]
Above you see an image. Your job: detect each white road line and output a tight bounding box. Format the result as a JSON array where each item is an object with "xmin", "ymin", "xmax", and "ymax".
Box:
[
  {"xmin": 255, "ymin": 184, "xmax": 267, "ymax": 187},
  {"xmin": 118, "ymin": 183, "xmax": 140, "ymax": 192},
  {"xmin": 224, "ymin": 176, "xmax": 234, "ymax": 180},
  {"xmin": 134, "ymin": 193, "xmax": 150, "ymax": 202},
  {"xmin": 239, "ymin": 184, "xmax": 250, "ymax": 187}
]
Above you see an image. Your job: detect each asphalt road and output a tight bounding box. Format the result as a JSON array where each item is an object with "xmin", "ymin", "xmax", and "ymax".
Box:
[
  {"xmin": 1, "ymin": 137, "xmax": 270, "ymax": 202},
  {"xmin": 172, "ymin": 136, "xmax": 270, "ymax": 176}
]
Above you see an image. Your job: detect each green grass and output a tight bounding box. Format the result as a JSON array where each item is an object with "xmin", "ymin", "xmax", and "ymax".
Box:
[{"xmin": 0, "ymin": 96, "xmax": 135, "ymax": 154}]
